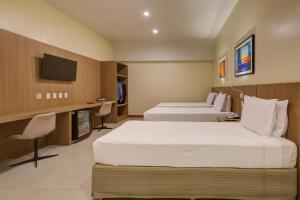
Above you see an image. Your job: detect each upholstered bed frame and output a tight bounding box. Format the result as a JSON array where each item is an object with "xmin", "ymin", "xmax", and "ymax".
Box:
[
  {"xmin": 92, "ymin": 164, "xmax": 296, "ymax": 200},
  {"xmin": 92, "ymin": 82, "xmax": 300, "ymax": 200}
]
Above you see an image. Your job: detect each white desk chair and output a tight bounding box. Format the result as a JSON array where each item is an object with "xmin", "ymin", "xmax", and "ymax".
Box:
[
  {"xmin": 10, "ymin": 112, "xmax": 58, "ymax": 168},
  {"xmin": 94, "ymin": 102, "xmax": 113, "ymax": 132}
]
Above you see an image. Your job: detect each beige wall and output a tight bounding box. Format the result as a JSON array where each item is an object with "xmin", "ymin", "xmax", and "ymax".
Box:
[
  {"xmin": 0, "ymin": 0, "xmax": 113, "ymax": 60},
  {"xmin": 126, "ymin": 61, "xmax": 214, "ymax": 115},
  {"xmin": 214, "ymin": 0, "xmax": 300, "ymax": 86}
]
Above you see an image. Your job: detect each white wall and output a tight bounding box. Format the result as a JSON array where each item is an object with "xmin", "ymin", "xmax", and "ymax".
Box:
[
  {"xmin": 214, "ymin": 0, "xmax": 300, "ymax": 86},
  {"xmin": 0, "ymin": 0, "xmax": 113, "ymax": 61},
  {"xmin": 126, "ymin": 61, "xmax": 214, "ymax": 115},
  {"xmin": 114, "ymin": 40, "xmax": 214, "ymax": 61}
]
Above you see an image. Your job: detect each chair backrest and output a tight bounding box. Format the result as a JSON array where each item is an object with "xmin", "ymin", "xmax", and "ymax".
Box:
[
  {"xmin": 22, "ymin": 112, "xmax": 56, "ymax": 139},
  {"xmin": 99, "ymin": 102, "xmax": 112, "ymax": 116}
]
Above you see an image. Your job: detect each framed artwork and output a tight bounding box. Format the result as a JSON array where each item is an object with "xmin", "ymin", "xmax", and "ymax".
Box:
[
  {"xmin": 218, "ymin": 56, "xmax": 227, "ymax": 79},
  {"xmin": 235, "ymin": 34, "xmax": 255, "ymax": 77}
]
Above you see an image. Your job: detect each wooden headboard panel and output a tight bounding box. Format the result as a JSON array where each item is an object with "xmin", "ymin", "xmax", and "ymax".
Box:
[
  {"xmin": 256, "ymin": 82, "xmax": 300, "ymax": 198},
  {"xmin": 214, "ymin": 82, "xmax": 300, "ymax": 199},
  {"xmin": 212, "ymin": 85, "xmax": 257, "ymax": 114}
]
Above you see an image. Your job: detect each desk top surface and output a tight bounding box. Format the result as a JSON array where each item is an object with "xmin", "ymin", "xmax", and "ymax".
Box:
[{"xmin": 0, "ymin": 101, "xmax": 116, "ymax": 124}]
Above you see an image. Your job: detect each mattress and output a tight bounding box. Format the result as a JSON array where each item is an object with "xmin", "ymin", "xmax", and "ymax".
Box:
[
  {"xmin": 93, "ymin": 121, "xmax": 297, "ymax": 168},
  {"xmin": 144, "ymin": 107, "xmax": 230, "ymax": 122},
  {"xmin": 157, "ymin": 102, "xmax": 212, "ymax": 107}
]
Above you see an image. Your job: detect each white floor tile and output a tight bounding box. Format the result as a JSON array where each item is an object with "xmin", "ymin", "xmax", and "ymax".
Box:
[{"xmin": 0, "ymin": 120, "xmax": 129, "ymax": 200}]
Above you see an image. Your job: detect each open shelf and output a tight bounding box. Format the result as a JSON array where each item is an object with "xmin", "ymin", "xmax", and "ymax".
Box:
[
  {"xmin": 101, "ymin": 61, "xmax": 128, "ymax": 122},
  {"xmin": 117, "ymin": 103, "xmax": 128, "ymax": 107},
  {"xmin": 117, "ymin": 74, "xmax": 128, "ymax": 78},
  {"xmin": 117, "ymin": 114, "xmax": 128, "ymax": 122}
]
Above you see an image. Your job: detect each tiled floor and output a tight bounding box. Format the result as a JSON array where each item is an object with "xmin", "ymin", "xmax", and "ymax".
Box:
[{"xmin": 0, "ymin": 122, "xmax": 120, "ymax": 200}]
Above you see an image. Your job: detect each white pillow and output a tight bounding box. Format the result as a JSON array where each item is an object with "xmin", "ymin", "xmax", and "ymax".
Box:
[
  {"xmin": 206, "ymin": 92, "xmax": 217, "ymax": 105},
  {"xmin": 272, "ymin": 100, "xmax": 289, "ymax": 137},
  {"xmin": 213, "ymin": 93, "xmax": 226, "ymax": 112},
  {"xmin": 241, "ymin": 96, "xmax": 277, "ymax": 136},
  {"xmin": 223, "ymin": 95, "xmax": 231, "ymax": 112}
]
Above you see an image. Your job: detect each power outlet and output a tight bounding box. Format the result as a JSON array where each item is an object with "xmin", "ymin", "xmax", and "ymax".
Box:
[
  {"xmin": 53, "ymin": 93, "xmax": 57, "ymax": 99},
  {"xmin": 36, "ymin": 93, "xmax": 42, "ymax": 100},
  {"xmin": 64, "ymin": 92, "xmax": 68, "ymax": 99},
  {"xmin": 46, "ymin": 93, "xmax": 51, "ymax": 99},
  {"xmin": 59, "ymin": 92, "xmax": 63, "ymax": 99}
]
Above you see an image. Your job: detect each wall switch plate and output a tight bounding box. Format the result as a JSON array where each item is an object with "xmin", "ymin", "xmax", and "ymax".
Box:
[
  {"xmin": 64, "ymin": 92, "xmax": 68, "ymax": 99},
  {"xmin": 36, "ymin": 93, "xmax": 42, "ymax": 100},
  {"xmin": 59, "ymin": 92, "xmax": 63, "ymax": 99},
  {"xmin": 46, "ymin": 93, "xmax": 51, "ymax": 99},
  {"xmin": 53, "ymin": 93, "xmax": 57, "ymax": 99}
]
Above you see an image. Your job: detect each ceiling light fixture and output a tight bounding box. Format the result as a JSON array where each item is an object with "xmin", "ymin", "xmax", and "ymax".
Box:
[
  {"xmin": 152, "ymin": 29, "xmax": 159, "ymax": 34},
  {"xmin": 143, "ymin": 11, "xmax": 150, "ymax": 17}
]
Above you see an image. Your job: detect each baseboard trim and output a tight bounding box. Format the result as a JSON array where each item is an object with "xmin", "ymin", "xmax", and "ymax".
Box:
[{"xmin": 128, "ymin": 115, "xmax": 143, "ymax": 118}]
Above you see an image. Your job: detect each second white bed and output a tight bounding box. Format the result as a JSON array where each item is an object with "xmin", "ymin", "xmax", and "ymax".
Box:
[
  {"xmin": 93, "ymin": 121, "xmax": 297, "ymax": 168},
  {"xmin": 144, "ymin": 107, "xmax": 230, "ymax": 122},
  {"xmin": 156, "ymin": 102, "xmax": 212, "ymax": 108}
]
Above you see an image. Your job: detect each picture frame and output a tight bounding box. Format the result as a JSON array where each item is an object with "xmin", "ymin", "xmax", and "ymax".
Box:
[
  {"xmin": 218, "ymin": 56, "xmax": 227, "ymax": 79},
  {"xmin": 234, "ymin": 34, "xmax": 255, "ymax": 77}
]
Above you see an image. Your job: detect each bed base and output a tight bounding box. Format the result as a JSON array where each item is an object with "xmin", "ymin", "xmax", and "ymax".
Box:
[{"xmin": 92, "ymin": 164, "xmax": 297, "ymax": 200}]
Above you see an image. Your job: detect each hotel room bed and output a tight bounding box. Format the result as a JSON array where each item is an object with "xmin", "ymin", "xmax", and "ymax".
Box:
[
  {"xmin": 92, "ymin": 121, "xmax": 297, "ymax": 200},
  {"xmin": 156, "ymin": 102, "xmax": 213, "ymax": 107},
  {"xmin": 144, "ymin": 107, "xmax": 231, "ymax": 122}
]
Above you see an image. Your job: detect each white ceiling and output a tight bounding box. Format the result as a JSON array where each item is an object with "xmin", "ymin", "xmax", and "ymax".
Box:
[{"xmin": 46, "ymin": 0, "xmax": 238, "ymax": 61}]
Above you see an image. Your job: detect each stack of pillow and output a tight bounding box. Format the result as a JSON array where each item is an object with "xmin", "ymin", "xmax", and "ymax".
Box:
[
  {"xmin": 241, "ymin": 95, "xmax": 289, "ymax": 137},
  {"xmin": 212, "ymin": 93, "xmax": 232, "ymax": 112},
  {"xmin": 206, "ymin": 92, "xmax": 218, "ymax": 105}
]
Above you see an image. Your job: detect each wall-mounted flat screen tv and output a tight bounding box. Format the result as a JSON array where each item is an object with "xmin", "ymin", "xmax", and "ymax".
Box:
[{"xmin": 40, "ymin": 54, "xmax": 77, "ymax": 81}]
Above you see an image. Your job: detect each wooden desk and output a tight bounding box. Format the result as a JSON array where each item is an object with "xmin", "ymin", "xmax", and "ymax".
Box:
[
  {"xmin": 0, "ymin": 102, "xmax": 116, "ymax": 124},
  {"xmin": 0, "ymin": 101, "xmax": 116, "ymax": 161}
]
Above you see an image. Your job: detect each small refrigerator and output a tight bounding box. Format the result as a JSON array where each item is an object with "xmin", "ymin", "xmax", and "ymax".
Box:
[{"xmin": 72, "ymin": 109, "xmax": 92, "ymax": 141}]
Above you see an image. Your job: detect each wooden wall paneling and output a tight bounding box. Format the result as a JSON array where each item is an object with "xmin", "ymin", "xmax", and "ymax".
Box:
[
  {"xmin": 101, "ymin": 61, "xmax": 117, "ymax": 101},
  {"xmin": 100, "ymin": 61, "xmax": 118, "ymax": 123},
  {"xmin": 0, "ymin": 119, "xmax": 46, "ymax": 161},
  {"xmin": 213, "ymin": 85, "xmax": 257, "ymax": 114},
  {"xmin": 256, "ymin": 83, "xmax": 300, "ymax": 140},
  {"xmin": 0, "ymin": 28, "xmax": 101, "ymax": 116},
  {"xmin": 256, "ymin": 83, "xmax": 300, "ymax": 200},
  {"xmin": 233, "ymin": 85, "xmax": 257, "ymax": 114},
  {"xmin": 46, "ymin": 112, "xmax": 72, "ymax": 146},
  {"xmin": 0, "ymin": 28, "xmax": 104, "ymax": 161}
]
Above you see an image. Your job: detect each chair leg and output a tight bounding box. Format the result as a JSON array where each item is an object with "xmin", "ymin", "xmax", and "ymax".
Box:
[
  {"xmin": 10, "ymin": 138, "xmax": 58, "ymax": 168},
  {"xmin": 34, "ymin": 138, "xmax": 38, "ymax": 168},
  {"xmin": 96, "ymin": 116, "xmax": 112, "ymax": 132}
]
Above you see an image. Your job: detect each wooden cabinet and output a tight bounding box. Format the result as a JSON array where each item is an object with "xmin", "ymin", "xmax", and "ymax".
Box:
[{"xmin": 101, "ymin": 61, "xmax": 128, "ymax": 122}]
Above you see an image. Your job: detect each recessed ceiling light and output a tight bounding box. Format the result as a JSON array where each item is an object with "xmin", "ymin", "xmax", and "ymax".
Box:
[
  {"xmin": 143, "ymin": 11, "xmax": 150, "ymax": 17},
  {"xmin": 152, "ymin": 29, "xmax": 159, "ymax": 34}
]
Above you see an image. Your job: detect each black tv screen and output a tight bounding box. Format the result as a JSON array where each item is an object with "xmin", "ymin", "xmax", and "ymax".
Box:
[{"xmin": 40, "ymin": 54, "xmax": 77, "ymax": 81}]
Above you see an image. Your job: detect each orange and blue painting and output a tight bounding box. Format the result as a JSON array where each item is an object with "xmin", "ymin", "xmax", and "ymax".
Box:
[
  {"xmin": 219, "ymin": 56, "xmax": 227, "ymax": 79},
  {"xmin": 235, "ymin": 35, "xmax": 254, "ymax": 76}
]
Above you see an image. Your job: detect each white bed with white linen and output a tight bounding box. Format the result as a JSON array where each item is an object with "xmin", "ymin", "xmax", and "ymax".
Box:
[
  {"xmin": 93, "ymin": 120, "xmax": 296, "ymax": 168},
  {"xmin": 156, "ymin": 92, "xmax": 217, "ymax": 108},
  {"xmin": 145, "ymin": 93, "xmax": 232, "ymax": 122},
  {"xmin": 92, "ymin": 95, "xmax": 297, "ymax": 200},
  {"xmin": 144, "ymin": 107, "xmax": 231, "ymax": 122},
  {"xmin": 156, "ymin": 102, "xmax": 213, "ymax": 107}
]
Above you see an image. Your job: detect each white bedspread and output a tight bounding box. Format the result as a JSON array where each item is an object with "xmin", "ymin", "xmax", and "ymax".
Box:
[
  {"xmin": 93, "ymin": 121, "xmax": 297, "ymax": 168},
  {"xmin": 157, "ymin": 102, "xmax": 212, "ymax": 107},
  {"xmin": 144, "ymin": 107, "xmax": 230, "ymax": 122}
]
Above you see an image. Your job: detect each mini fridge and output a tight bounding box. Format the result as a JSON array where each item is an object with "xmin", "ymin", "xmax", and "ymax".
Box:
[{"xmin": 72, "ymin": 109, "xmax": 92, "ymax": 140}]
